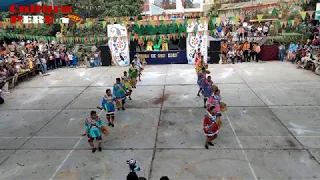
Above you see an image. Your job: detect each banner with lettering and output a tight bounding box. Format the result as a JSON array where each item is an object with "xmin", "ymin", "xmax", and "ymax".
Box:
[
  {"xmin": 186, "ymin": 20, "xmax": 208, "ymax": 64},
  {"xmin": 107, "ymin": 24, "xmax": 130, "ymax": 67}
]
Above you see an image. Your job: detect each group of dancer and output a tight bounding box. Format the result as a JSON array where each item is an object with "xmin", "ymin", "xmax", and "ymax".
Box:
[
  {"xmin": 84, "ymin": 54, "xmax": 146, "ymax": 153},
  {"xmin": 195, "ymin": 50, "xmax": 226, "ymax": 149}
]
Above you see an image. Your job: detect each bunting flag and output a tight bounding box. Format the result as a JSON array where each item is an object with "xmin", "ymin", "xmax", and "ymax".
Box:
[
  {"xmin": 307, "ymin": 11, "xmax": 314, "ymax": 18},
  {"xmin": 257, "ymin": 14, "xmax": 263, "ymax": 22},
  {"xmin": 240, "ymin": 15, "xmax": 245, "ymax": 23},
  {"xmin": 271, "ymin": 8, "xmax": 277, "ymax": 15},
  {"xmin": 216, "ymin": 17, "xmax": 221, "ymax": 25},
  {"xmin": 211, "ymin": 18, "xmax": 216, "ymax": 25},
  {"xmin": 234, "ymin": 16, "xmax": 240, "ymax": 25},
  {"xmin": 0, "ymin": 32, "xmax": 106, "ymax": 43},
  {"xmin": 300, "ymin": 11, "xmax": 306, "ymax": 20}
]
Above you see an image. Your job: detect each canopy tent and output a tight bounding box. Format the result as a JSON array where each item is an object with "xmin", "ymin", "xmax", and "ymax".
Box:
[{"xmin": 0, "ymin": 0, "xmax": 41, "ymax": 11}]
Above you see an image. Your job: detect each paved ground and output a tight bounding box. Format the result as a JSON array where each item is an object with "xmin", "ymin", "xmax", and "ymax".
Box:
[{"xmin": 1, "ymin": 61, "xmax": 320, "ymax": 180}]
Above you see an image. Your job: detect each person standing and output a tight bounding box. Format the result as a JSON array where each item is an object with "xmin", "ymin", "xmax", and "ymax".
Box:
[
  {"xmin": 101, "ymin": 89, "xmax": 116, "ymax": 127},
  {"xmin": 84, "ymin": 111, "xmax": 104, "ymax": 153},
  {"xmin": 54, "ymin": 49, "xmax": 61, "ymax": 68},
  {"xmin": 113, "ymin": 78, "xmax": 127, "ymax": 111},
  {"xmin": 278, "ymin": 43, "xmax": 285, "ymax": 61},
  {"xmin": 242, "ymin": 41, "xmax": 250, "ymax": 62},
  {"xmin": 40, "ymin": 55, "xmax": 48, "ymax": 75},
  {"xmin": 94, "ymin": 51, "xmax": 100, "ymax": 66},
  {"xmin": 237, "ymin": 26, "xmax": 244, "ymax": 42},
  {"xmin": 253, "ymin": 42, "xmax": 261, "ymax": 62}
]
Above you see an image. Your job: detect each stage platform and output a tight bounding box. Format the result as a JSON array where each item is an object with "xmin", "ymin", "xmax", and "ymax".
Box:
[{"xmin": 130, "ymin": 50, "xmax": 187, "ymax": 65}]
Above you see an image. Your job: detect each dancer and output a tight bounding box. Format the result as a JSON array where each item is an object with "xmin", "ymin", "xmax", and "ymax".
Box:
[
  {"xmin": 207, "ymin": 89, "xmax": 222, "ymax": 117},
  {"xmin": 113, "ymin": 78, "xmax": 127, "ymax": 111},
  {"xmin": 203, "ymin": 106, "xmax": 219, "ymax": 149},
  {"xmin": 133, "ymin": 55, "xmax": 142, "ymax": 81},
  {"xmin": 197, "ymin": 67, "xmax": 206, "ymax": 97},
  {"xmin": 201, "ymin": 75, "xmax": 213, "ymax": 108},
  {"xmin": 195, "ymin": 56, "xmax": 205, "ymax": 74},
  {"xmin": 85, "ymin": 110, "xmax": 104, "ymax": 153},
  {"xmin": 100, "ymin": 89, "xmax": 116, "ymax": 127},
  {"xmin": 128, "ymin": 62, "xmax": 138, "ymax": 88},
  {"xmin": 121, "ymin": 71, "xmax": 132, "ymax": 100}
]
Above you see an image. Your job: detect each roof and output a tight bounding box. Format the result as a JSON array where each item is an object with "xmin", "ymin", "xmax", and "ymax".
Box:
[
  {"xmin": 219, "ymin": 0, "xmax": 288, "ymax": 11},
  {"xmin": 0, "ymin": 0, "xmax": 41, "ymax": 11}
]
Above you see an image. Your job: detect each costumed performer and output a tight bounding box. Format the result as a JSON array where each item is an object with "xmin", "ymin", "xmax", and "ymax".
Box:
[
  {"xmin": 162, "ymin": 37, "xmax": 168, "ymax": 51},
  {"xmin": 203, "ymin": 106, "xmax": 219, "ymax": 149},
  {"xmin": 195, "ymin": 56, "xmax": 208, "ymax": 74},
  {"xmin": 146, "ymin": 40, "xmax": 154, "ymax": 51},
  {"xmin": 195, "ymin": 48, "xmax": 201, "ymax": 65},
  {"xmin": 201, "ymin": 75, "xmax": 213, "ymax": 108},
  {"xmin": 197, "ymin": 67, "xmax": 207, "ymax": 97},
  {"xmin": 100, "ymin": 89, "xmax": 116, "ymax": 127},
  {"xmin": 121, "ymin": 71, "xmax": 132, "ymax": 100},
  {"xmin": 207, "ymin": 89, "xmax": 223, "ymax": 128},
  {"xmin": 128, "ymin": 62, "xmax": 138, "ymax": 88},
  {"xmin": 84, "ymin": 110, "xmax": 104, "ymax": 153},
  {"xmin": 133, "ymin": 55, "xmax": 142, "ymax": 81},
  {"xmin": 113, "ymin": 78, "xmax": 127, "ymax": 111}
]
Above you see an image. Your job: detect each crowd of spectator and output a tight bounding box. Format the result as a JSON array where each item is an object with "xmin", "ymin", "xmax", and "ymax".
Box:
[{"xmin": 0, "ymin": 39, "xmax": 101, "ymax": 91}]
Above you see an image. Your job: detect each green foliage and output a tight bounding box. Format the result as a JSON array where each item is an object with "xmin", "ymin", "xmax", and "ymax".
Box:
[
  {"xmin": 0, "ymin": 0, "xmax": 144, "ymax": 38},
  {"xmin": 274, "ymin": 33, "xmax": 310, "ymax": 47}
]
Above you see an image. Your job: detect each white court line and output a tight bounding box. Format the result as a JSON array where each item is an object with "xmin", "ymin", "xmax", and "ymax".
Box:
[
  {"xmin": 49, "ymin": 136, "xmax": 83, "ymax": 180},
  {"xmin": 224, "ymin": 112, "xmax": 258, "ymax": 180},
  {"xmin": 2, "ymin": 135, "xmax": 320, "ymax": 139},
  {"xmin": 0, "ymin": 136, "xmax": 82, "ymax": 139}
]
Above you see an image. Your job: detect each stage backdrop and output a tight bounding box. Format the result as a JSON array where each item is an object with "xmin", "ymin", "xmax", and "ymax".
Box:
[
  {"xmin": 187, "ymin": 20, "xmax": 208, "ymax": 64},
  {"xmin": 107, "ymin": 24, "xmax": 130, "ymax": 67}
]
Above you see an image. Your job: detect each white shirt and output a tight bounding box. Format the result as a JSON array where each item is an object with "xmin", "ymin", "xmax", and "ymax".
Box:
[
  {"xmin": 68, "ymin": 54, "xmax": 73, "ymax": 60},
  {"xmin": 263, "ymin": 26, "xmax": 269, "ymax": 32},
  {"xmin": 41, "ymin": 58, "xmax": 46, "ymax": 64}
]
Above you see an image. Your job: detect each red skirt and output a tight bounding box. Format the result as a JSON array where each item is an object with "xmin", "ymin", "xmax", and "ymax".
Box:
[{"xmin": 203, "ymin": 123, "xmax": 219, "ymax": 135}]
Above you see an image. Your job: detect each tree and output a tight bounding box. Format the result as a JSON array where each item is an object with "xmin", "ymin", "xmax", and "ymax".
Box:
[{"xmin": 0, "ymin": 0, "xmax": 144, "ymax": 37}]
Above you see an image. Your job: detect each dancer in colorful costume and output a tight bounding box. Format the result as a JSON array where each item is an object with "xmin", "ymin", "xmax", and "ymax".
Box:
[
  {"xmin": 85, "ymin": 110, "xmax": 104, "ymax": 153},
  {"xmin": 121, "ymin": 71, "xmax": 132, "ymax": 100},
  {"xmin": 197, "ymin": 67, "xmax": 207, "ymax": 97},
  {"xmin": 132, "ymin": 55, "xmax": 142, "ymax": 81},
  {"xmin": 113, "ymin": 78, "xmax": 127, "ymax": 111},
  {"xmin": 207, "ymin": 89, "xmax": 222, "ymax": 116},
  {"xmin": 101, "ymin": 89, "xmax": 116, "ymax": 127},
  {"xmin": 203, "ymin": 106, "xmax": 219, "ymax": 149},
  {"xmin": 128, "ymin": 62, "xmax": 138, "ymax": 88},
  {"xmin": 207, "ymin": 89, "xmax": 222, "ymax": 130},
  {"xmin": 201, "ymin": 76, "xmax": 213, "ymax": 108}
]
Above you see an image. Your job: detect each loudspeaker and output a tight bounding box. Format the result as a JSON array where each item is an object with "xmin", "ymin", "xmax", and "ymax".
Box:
[
  {"xmin": 99, "ymin": 45, "xmax": 112, "ymax": 66},
  {"xmin": 179, "ymin": 37, "xmax": 186, "ymax": 50},
  {"xmin": 130, "ymin": 40, "xmax": 137, "ymax": 51},
  {"xmin": 208, "ymin": 51, "xmax": 220, "ymax": 64},
  {"xmin": 209, "ymin": 40, "xmax": 221, "ymax": 51}
]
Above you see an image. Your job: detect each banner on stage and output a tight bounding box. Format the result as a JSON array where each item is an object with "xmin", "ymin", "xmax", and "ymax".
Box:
[
  {"xmin": 186, "ymin": 21, "xmax": 208, "ymax": 64},
  {"xmin": 129, "ymin": 51, "xmax": 187, "ymax": 65},
  {"xmin": 107, "ymin": 24, "xmax": 130, "ymax": 67}
]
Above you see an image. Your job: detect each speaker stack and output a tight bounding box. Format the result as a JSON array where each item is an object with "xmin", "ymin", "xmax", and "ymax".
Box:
[
  {"xmin": 99, "ymin": 45, "xmax": 112, "ymax": 66},
  {"xmin": 208, "ymin": 40, "xmax": 221, "ymax": 64}
]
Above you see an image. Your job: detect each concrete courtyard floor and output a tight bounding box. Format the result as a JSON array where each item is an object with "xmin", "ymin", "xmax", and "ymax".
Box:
[{"xmin": 1, "ymin": 61, "xmax": 320, "ymax": 180}]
